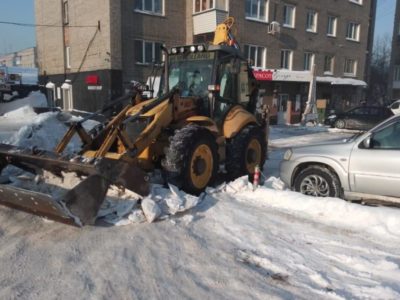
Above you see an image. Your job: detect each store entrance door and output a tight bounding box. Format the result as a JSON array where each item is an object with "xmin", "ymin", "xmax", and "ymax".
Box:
[{"xmin": 277, "ymin": 94, "xmax": 289, "ymax": 125}]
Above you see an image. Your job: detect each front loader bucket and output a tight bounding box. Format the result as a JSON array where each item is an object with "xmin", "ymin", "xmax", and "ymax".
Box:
[
  {"xmin": 0, "ymin": 144, "xmax": 150, "ymax": 226},
  {"xmin": 0, "ymin": 174, "xmax": 109, "ymax": 226}
]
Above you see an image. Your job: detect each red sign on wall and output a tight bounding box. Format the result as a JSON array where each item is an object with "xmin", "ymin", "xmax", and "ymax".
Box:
[
  {"xmin": 85, "ymin": 75, "xmax": 100, "ymax": 85},
  {"xmin": 253, "ymin": 70, "xmax": 273, "ymax": 81}
]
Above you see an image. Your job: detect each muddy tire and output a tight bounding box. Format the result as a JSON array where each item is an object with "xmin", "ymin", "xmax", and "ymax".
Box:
[
  {"xmin": 294, "ymin": 165, "xmax": 342, "ymax": 198},
  {"xmin": 334, "ymin": 119, "xmax": 346, "ymax": 129},
  {"xmin": 225, "ymin": 125, "xmax": 266, "ymax": 180},
  {"xmin": 163, "ymin": 124, "xmax": 218, "ymax": 195}
]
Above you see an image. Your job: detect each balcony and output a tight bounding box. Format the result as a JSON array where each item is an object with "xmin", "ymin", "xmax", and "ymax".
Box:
[{"xmin": 193, "ymin": 9, "xmax": 228, "ymax": 35}]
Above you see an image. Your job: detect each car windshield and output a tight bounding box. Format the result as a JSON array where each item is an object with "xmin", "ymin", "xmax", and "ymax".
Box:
[{"xmin": 167, "ymin": 52, "xmax": 215, "ymax": 98}]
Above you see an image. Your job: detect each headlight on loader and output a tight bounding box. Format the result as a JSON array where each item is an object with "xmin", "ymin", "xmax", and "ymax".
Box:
[{"xmin": 283, "ymin": 149, "xmax": 292, "ymax": 161}]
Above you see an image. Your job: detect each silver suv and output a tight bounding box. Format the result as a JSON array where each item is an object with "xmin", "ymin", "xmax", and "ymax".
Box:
[{"xmin": 280, "ymin": 115, "xmax": 400, "ymax": 203}]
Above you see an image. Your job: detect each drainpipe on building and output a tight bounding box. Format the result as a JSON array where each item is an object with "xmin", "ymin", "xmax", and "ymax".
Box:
[
  {"xmin": 365, "ymin": 0, "xmax": 377, "ymax": 103},
  {"xmin": 61, "ymin": 0, "xmax": 67, "ymax": 81}
]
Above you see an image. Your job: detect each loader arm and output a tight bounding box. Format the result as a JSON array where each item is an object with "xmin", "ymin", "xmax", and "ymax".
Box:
[{"xmin": 82, "ymin": 89, "xmax": 177, "ymax": 161}]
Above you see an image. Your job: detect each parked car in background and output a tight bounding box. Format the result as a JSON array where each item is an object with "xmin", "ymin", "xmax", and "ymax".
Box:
[
  {"xmin": 389, "ymin": 100, "xmax": 400, "ymax": 115},
  {"xmin": 325, "ymin": 106, "xmax": 393, "ymax": 130},
  {"xmin": 280, "ymin": 114, "xmax": 400, "ymax": 204}
]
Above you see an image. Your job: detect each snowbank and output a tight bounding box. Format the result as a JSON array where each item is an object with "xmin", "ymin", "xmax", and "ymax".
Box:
[
  {"xmin": 225, "ymin": 176, "xmax": 400, "ymax": 241},
  {"xmin": 5, "ymin": 112, "xmax": 82, "ymax": 153},
  {"xmin": 0, "ymin": 91, "xmax": 47, "ymax": 115}
]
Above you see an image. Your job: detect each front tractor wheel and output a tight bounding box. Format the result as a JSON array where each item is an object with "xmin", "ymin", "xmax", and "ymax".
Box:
[
  {"xmin": 164, "ymin": 124, "xmax": 218, "ymax": 195},
  {"xmin": 226, "ymin": 125, "xmax": 267, "ymax": 180}
]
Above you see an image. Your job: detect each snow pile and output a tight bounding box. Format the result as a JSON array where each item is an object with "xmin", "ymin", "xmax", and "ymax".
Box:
[
  {"xmin": 225, "ymin": 176, "xmax": 400, "ymax": 241},
  {"xmin": 102, "ymin": 184, "xmax": 203, "ymax": 225},
  {"xmin": 5, "ymin": 110, "xmax": 99, "ymax": 154},
  {"xmin": 5, "ymin": 112, "xmax": 82, "ymax": 153},
  {"xmin": 0, "ymin": 91, "xmax": 47, "ymax": 116},
  {"xmin": 2, "ymin": 105, "xmax": 38, "ymax": 119}
]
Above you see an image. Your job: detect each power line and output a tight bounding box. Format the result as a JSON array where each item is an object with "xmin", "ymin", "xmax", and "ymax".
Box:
[{"xmin": 0, "ymin": 21, "xmax": 98, "ymax": 28}]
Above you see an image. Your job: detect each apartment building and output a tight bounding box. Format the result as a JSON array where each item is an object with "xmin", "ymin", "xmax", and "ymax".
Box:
[
  {"xmin": 389, "ymin": 0, "xmax": 400, "ymax": 101},
  {"xmin": 35, "ymin": 0, "xmax": 376, "ymax": 118},
  {"xmin": 0, "ymin": 47, "xmax": 37, "ymax": 68}
]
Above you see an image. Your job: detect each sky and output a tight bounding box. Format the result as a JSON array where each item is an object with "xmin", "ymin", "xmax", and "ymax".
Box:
[
  {"xmin": 374, "ymin": 0, "xmax": 397, "ymax": 41},
  {"xmin": 0, "ymin": 0, "xmax": 397, "ymax": 55},
  {"xmin": 0, "ymin": 0, "xmax": 35, "ymax": 55}
]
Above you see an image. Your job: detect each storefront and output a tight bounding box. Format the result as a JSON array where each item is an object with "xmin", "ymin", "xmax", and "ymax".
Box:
[{"xmin": 252, "ymin": 68, "xmax": 367, "ymax": 124}]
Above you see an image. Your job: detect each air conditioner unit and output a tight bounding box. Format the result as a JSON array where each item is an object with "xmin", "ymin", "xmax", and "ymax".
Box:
[{"xmin": 268, "ymin": 21, "xmax": 281, "ymax": 35}]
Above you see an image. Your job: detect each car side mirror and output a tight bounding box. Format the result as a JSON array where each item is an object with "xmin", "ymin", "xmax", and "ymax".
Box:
[{"xmin": 362, "ymin": 136, "xmax": 372, "ymax": 149}]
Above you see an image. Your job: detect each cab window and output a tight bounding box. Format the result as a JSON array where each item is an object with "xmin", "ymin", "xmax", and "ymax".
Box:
[{"xmin": 371, "ymin": 121, "xmax": 400, "ymax": 149}]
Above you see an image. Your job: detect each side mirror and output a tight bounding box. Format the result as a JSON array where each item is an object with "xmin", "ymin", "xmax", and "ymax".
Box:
[{"xmin": 362, "ymin": 136, "xmax": 372, "ymax": 149}]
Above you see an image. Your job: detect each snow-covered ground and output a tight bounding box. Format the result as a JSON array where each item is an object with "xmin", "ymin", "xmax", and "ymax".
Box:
[{"xmin": 0, "ymin": 94, "xmax": 399, "ymax": 299}]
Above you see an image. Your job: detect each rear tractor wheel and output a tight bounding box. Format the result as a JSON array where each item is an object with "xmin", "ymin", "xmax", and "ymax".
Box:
[
  {"xmin": 163, "ymin": 124, "xmax": 218, "ymax": 195},
  {"xmin": 226, "ymin": 125, "xmax": 267, "ymax": 180}
]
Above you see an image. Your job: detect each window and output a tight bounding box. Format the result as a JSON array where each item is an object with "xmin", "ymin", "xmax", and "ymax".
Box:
[
  {"xmin": 135, "ymin": 40, "xmax": 164, "ymax": 64},
  {"xmin": 344, "ymin": 58, "xmax": 357, "ymax": 76},
  {"xmin": 245, "ymin": 0, "xmax": 268, "ymax": 21},
  {"xmin": 283, "ymin": 4, "xmax": 295, "ymax": 28},
  {"xmin": 371, "ymin": 121, "xmax": 400, "ymax": 150},
  {"xmin": 63, "ymin": 0, "xmax": 69, "ymax": 24},
  {"xmin": 194, "ymin": 0, "xmax": 227, "ymax": 12},
  {"xmin": 303, "ymin": 52, "xmax": 314, "ymax": 71},
  {"xmin": 280, "ymin": 49, "xmax": 292, "ymax": 69},
  {"xmin": 394, "ymin": 66, "xmax": 400, "ymax": 81},
  {"xmin": 65, "ymin": 46, "xmax": 71, "ymax": 69},
  {"xmin": 324, "ymin": 55, "xmax": 334, "ymax": 74},
  {"xmin": 218, "ymin": 62, "xmax": 238, "ymax": 101},
  {"xmin": 391, "ymin": 102, "xmax": 400, "ymax": 110},
  {"xmin": 244, "ymin": 45, "xmax": 266, "ymax": 68},
  {"xmin": 350, "ymin": 107, "xmax": 369, "ymax": 115},
  {"xmin": 135, "ymin": 0, "xmax": 163, "ymax": 15},
  {"xmin": 346, "ymin": 22, "xmax": 360, "ymax": 41},
  {"xmin": 327, "ymin": 16, "xmax": 337, "ymax": 36},
  {"xmin": 306, "ymin": 10, "xmax": 317, "ymax": 32}
]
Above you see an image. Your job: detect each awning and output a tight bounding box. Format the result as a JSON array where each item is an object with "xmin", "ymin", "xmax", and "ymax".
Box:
[
  {"xmin": 252, "ymin": 68, "xmax": 367, "ymax": 86},
  {"xmin": 316, "ymin": 76, "xmax": 367, "ymax": 87}
]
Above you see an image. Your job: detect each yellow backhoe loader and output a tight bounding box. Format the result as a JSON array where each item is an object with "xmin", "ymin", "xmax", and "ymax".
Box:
[{"xmin": 0, "ymin": 18, "xmax": 268, "ymax": 226}]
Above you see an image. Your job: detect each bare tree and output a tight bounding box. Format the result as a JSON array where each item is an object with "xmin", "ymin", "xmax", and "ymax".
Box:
[{"xmin": 368, "ymin": 34, "xmax": 391, "ymax": 105}]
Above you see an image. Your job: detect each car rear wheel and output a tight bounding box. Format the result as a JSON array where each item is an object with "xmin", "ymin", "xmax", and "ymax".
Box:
[
  {"xmin": 334, "ymin": 119, "xmax": 346, "ymax": 129},
  {"xmin": 294, "ymin": 165, "xmax": 342, "ymax": 198}
]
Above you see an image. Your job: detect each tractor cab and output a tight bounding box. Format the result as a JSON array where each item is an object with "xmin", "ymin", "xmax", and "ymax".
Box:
[{"xmin": 164, "ymin": 44, "xmax": 252, "ymax": 125}]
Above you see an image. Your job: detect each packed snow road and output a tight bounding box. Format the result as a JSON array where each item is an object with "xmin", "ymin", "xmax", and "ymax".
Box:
[{"xmin": 0, "ymin": 95, "xmax": 399, "ymax": 299}]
